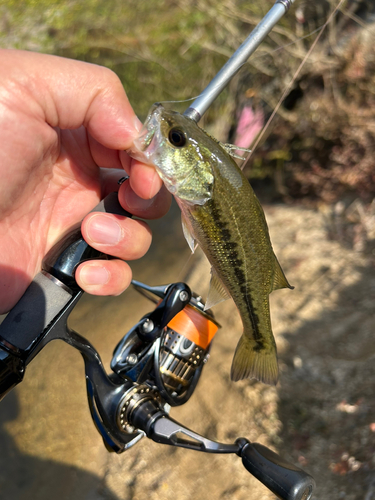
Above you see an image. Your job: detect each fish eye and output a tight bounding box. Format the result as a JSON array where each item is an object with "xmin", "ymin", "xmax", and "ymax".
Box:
[{"xmin": 168, "ymin": 128, "xmax": 187, "ymax": 148}]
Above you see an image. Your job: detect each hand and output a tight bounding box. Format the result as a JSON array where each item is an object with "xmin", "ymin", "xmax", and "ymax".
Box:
[{"xmin": 0, "ymin": 49, "xmax": 171, "ymax": 314}]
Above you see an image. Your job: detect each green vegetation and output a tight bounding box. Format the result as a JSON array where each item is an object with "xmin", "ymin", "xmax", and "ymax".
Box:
[
  {"xmin": 0, "ymin": 0, "xmax": 309, "ymax": 121},
  {"xmin": 1, "ymin": 0, "xmax": 374, "ymax": 245},
  {"xmin": 1, "ymin": 0, "xmax": 251, "ymax": 119}
]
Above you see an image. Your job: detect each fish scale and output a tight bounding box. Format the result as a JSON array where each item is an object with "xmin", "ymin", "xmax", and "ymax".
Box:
[
  {"xmin": 131, "ymin": 103, "xmax": 293, "ymax": 385},
  {"xmin": 189, "ymin": 183, "xmax": 268, "ymax": 344}
]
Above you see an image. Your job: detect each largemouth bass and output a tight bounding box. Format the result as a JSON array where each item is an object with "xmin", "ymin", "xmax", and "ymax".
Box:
[{"xmin": 130, "ymin": 103, "xmax": 293, "ymax": 385}]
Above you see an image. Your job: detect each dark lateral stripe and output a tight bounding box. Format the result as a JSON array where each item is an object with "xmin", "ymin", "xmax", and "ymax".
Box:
[{"xmin": 208, "ymin": 199, "xmax": 262, "ymax": 343}]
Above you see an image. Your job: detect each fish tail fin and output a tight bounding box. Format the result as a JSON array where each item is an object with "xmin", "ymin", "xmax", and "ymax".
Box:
[{"xmin": 230, "ymin": 334, "xmax": 279, "ymax": 385}]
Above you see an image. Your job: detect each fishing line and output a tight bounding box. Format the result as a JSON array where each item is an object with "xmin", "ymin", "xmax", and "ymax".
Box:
[
  {"xmin": 159, "ymin": 95, "xmax": 203, "ymax": 106},
  {"xmin": 261, "ymin": 24, "xmax": 328, "ymax": 55},
  {"xmin": 176, "ymin": 244, "xmax": 201, "ymax": 282},
  {"xmin": 248, "ymin": 23, "xmax": 328, "ymax": 61},
  {"xmin": 176, "ymin": 0, "xmax": 346, "ymax": 281},
  {"xmin": 242, "ymin": 0, "xmax": 347, "ymax": 167},
  {"xmin": 163, "ymin": 26, "xmax": 332, "ymax": 111},
  {"xmin": 156, "ymin": 20, "xmax": 344, "ymax": 116}
]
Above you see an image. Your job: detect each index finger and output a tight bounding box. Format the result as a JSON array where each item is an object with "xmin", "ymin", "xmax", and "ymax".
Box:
[
  {"xmin": 122, "ymin": 156, "xmax": 164, "ymax": 200},
  {"xmin": 1, "ymin": 49, "xmax": 140, "ymax": 151}
]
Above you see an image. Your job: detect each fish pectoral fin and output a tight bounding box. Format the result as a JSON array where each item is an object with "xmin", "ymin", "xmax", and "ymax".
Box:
[
  {"xmin": 220, "ymin": 142, "xmax": 252, "ymax": 160},
  {"xmin": 204, "ymin": 268, "xmax": 231, "ymax": 311},
  {"xmin": 271, "ymin": 254, "xmax": 294, "ymax": 291},
  {"xmin": 181, "ymin": 214, "xmax": 196, "ymax": 253}
]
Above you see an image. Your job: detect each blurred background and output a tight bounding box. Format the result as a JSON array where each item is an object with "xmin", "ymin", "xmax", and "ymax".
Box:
[{"xmin": 0, "ymin": 0, "xmax": 374, "ymax": 499}]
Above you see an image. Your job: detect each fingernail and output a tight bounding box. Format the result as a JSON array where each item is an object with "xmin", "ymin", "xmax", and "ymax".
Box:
[
  {"xmin": 125, "ymin": 183, "xmax": 154, "ymax": 211},
  {"xmin": 134, "ymin": 115, "xmax": 143, "ymax": 132},
  {"xmin": 87, "ymin": 215, "xmax": 122, "ymax": 245},
  {"xmin": 80, "ymin": 265, "xmax": 110, "ymax": 285}
]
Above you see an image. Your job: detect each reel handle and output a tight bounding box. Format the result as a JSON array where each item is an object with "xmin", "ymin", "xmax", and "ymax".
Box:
[
  {"xmin": 128, "ymin": 398, "xmax": 315, "ymax": 500},
  {"xmin": 238, "ymin": 440, "xmax": 315, "ymax": 500}
]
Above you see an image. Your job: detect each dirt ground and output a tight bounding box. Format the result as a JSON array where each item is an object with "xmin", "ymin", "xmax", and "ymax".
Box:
[{"xmin": 0, "ymin": 200, "xmax": 374, "ymax": 500}]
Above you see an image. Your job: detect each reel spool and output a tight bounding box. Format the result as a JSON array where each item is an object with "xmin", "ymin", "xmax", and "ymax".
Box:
[
  {"xmin": 111, "ymin": 281, "xmax": 220, "ymax": 407},
  {"xmin": 155, "ymin": 303, "xmax": 219, "ymax": 405}
]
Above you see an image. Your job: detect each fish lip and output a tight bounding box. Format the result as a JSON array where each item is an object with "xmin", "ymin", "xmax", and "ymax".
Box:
[
  {"xmin": 127, "ymin": 121, "xmax": 156, "ymax": 164},
  {"xmin": 127, "ymin": 103, "xmax": 164, "ymax": 163},
  {"xmin": 137, "ymin": 127, "xmax": 156, "ymax": 153}
]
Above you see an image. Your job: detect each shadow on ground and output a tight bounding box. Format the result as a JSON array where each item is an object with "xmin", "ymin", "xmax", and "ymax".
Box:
[
  {"xmin": 277, "ymin": 260, "xmax": 375, "ymax": 500},
  {"xmin": 0, "ymin": 203, "xmax": 374, "ymax": 500},
  {"xmin": 263, "ymin": 204, "xmax": 375, "ymax": 500},
  {"xmin": 0, "ymin": 391, "xmax": 120, "ymax": 500}
]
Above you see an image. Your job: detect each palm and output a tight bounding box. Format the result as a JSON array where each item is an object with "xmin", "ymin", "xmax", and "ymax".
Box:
[
  {"xmin": 0, "ymin": 113, "xmax": 103, "ymax": 310},
  {"xmin": 0, "ymin": 49, "xmax": 169, "ymax": 315}
]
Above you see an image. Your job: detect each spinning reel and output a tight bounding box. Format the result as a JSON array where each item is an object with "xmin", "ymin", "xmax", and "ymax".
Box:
[
  {"xmin": 0, "ymin": 193, "xmax": 315, "ymax": 500},
  {"xmin": 0, "ymin": 2, "xmax": 314, "ymax": 497}
]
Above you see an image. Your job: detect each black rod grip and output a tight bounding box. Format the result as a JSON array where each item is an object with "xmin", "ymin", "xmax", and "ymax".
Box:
[
  {"xmin": 0, "ymin": 272, "xmax": 73, "ymax": 352},
  {"xmin": 240, "ymin": 442, "xmax": 315, "ymax": 500},
  {"xmin": 0, "ymin": 192, "xmax": 131, "ymax": 398},
  {"xmin": 0, "ymin": 272, "xmax": 73, "ymax": 400},
  {"xmin": 0, "ymin": 346, "xmax": 25, "ymax": 401},
  {"xmin": 1, "ymin": 192, "xmax": 130, "ymax": 347},
  {"xmin": 43, "ymin": 192, "xmax": 131, "ymax": 290}
]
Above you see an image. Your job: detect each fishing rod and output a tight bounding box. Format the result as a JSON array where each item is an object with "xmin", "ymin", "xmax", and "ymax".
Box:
[
  {"xmin": 184, "ymin": 0, "xmax": 296, "ymax": 122},
  {"xmin": 0, "ymin": 1, "xmax": 315, "ymax": 499}
]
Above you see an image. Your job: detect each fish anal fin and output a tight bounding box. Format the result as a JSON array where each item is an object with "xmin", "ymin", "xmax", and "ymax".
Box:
[
  {"xmin": 181, "ymin": 214, "xmax": 196, "ymax": 253},
  {"xmin": 230, "ymin": 334, "xmax": 279, "ymax": 385},
  {"xmin": 204, "ymin": 268, "xmax": 230, "ymax": 311},
  {"xmin": 272, "ymin": 254, "xmax": 294, "ymax": 291}
]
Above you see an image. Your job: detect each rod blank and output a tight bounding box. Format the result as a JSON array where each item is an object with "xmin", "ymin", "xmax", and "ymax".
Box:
[{"xmin": 184, "ymin": 0, "xmax": 296, "ymax": 122}]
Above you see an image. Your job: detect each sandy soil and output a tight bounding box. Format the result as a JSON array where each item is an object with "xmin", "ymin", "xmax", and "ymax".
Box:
[{"xmin": 0, "ymin": 200, "xmax": 374, "ymax": 500}]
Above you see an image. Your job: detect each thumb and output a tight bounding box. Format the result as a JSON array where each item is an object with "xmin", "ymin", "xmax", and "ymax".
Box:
[{"xmin": 1, "ymin": 49, "xmax": 142, "ymax": 150}]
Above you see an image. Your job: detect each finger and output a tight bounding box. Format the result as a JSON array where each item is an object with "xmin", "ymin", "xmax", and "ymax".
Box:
[
  {"xmin": 89, "ymin": 138, "xmax": 133, "ymax": 175},
  {"xmin": 118, "ymin": 149, "xmax": 132, "ymax": 177},
  {"xmin": 88, "ymin": 134, "xmax": 124, "ymax": 170},
  {"xmin": 126, "ymin": 158, "xmax": 164, "ymax": 200},
  {"xmin": 118, "ymin": 181, "xmax": 171, "ymax": 220},
  {"xmin": 81, "ymin": 212, "xmax": 152, "ymax": 260},
  {"xmin": 99, "ymin": 168, "xmax": 128, "ymax": 197},
  {"xmin": 1, "ymin": 49, "xmax": 143, "ymax": 150},
  {"xmin": 75, "ymin": 259, "xmax": 132, "ymax": 296}
]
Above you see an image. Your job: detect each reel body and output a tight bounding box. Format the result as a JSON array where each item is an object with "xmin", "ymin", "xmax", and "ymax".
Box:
[{"xmin": 111, "ymin": 281, "xmax": 219, "ymax": 407}]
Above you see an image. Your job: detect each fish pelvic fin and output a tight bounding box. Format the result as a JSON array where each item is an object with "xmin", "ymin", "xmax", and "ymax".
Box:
[
  {"xmin": 181, "ymin": 214, "xmax": 196, "ymax": 253},
  {"xmin": 230, "ymin": 334, "xmax": 279, "ymax": 385}
]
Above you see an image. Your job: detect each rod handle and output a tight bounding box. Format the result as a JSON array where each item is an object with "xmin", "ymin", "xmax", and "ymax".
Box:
[{"xmin": 0, "ymin": 192, "xmax": 131, "ymax": 375}]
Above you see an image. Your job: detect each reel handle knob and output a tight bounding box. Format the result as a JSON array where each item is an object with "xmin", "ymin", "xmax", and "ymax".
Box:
[{"xmin": 238, "ymin": 440, "xmax": 315, "ymax": 500}]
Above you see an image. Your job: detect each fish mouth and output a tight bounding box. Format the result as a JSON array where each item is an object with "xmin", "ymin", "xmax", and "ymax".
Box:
[
  {"xmin": 136, "ymin": 127, "xmax": 156, "ymax": 153},
  {"xmin": 127, "ymin": 103, "xmax": 163, "ymax": 164},
  {"xmin": 127, "ymin": 125, "xmax": 156, "ymax": 165}
]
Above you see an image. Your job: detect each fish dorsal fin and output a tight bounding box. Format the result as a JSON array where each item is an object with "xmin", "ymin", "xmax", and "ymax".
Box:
[
  {"xmin": 272, "ymin": 254, "xmax": 294, "ymax": 291},
  {"xmin": 181, "ymin": 214, "xmax": 196, "ymax": 253},
  {"xmin": 204, "ymin": 268, "xmax": 231, "ymax": 311},
  {"xmin": 220, "ymin": 142, "xmax": 252, "ymax": 160}
]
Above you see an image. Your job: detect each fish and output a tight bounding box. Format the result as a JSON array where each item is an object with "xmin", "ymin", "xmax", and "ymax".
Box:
[{"xmin": 130, "ymin": 103, "xmax": 293, "ymax": 385}]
